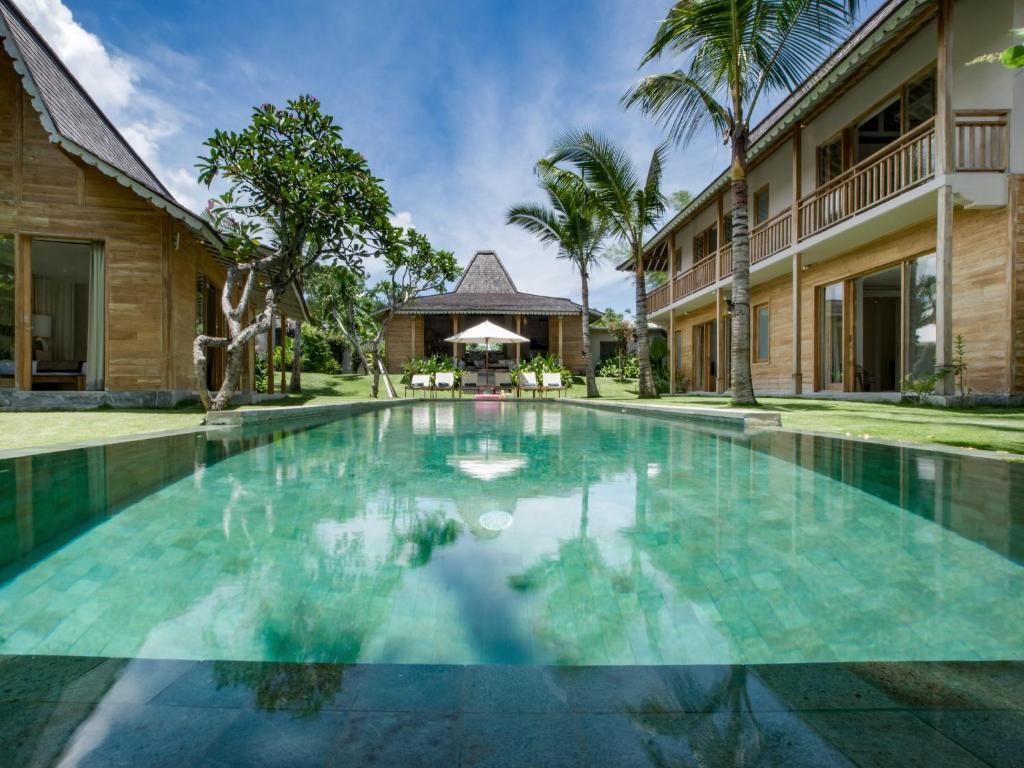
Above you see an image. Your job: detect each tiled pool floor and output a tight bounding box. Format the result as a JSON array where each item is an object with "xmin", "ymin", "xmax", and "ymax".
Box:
[{"xmin": 2, "ymin": 655, "xmax": 1022, "ymax": 767}]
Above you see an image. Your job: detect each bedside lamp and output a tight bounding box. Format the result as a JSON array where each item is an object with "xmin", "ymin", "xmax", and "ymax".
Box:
[{"xmin": 32, "ymin": 314, "xmax": 52, "ymax": 360}]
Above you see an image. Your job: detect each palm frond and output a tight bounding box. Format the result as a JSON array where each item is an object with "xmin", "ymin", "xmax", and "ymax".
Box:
[{"xmin": 623, "ymin": 71, "xmax": 731, "ymax": 146}]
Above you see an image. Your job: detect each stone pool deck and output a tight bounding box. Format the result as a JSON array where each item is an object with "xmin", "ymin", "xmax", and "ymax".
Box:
[
  {"xmin": 563, "ymin": 397, "xmax": 782, "ymax": 429},
  {"xmin": 2, "ymin": 655, "xmax": 1020, "ymax": 767}
]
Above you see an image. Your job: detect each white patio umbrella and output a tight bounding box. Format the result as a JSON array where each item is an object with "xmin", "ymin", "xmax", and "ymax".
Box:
[{"xmin": 445, "ymin": 320, "xmax": 528, "ymax": 378}]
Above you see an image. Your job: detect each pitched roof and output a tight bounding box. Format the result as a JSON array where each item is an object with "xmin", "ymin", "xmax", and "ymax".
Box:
[
  {"xmin": 454, "ymin": 251, "xmax": 518, "ymax": 294},
  {"xmin": 0, "ymin": 0, "xmax": 309, "ymax": 320},
  {"xmin": 396, "ymin": 251, "xmax": 582, "ymax": 316}
]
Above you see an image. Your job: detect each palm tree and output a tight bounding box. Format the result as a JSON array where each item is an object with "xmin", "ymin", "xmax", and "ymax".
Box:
[
  {"xmin": 624, "ymin": 0, "xmax": 858, "ymax": 405},
  {"xmin": 540, "ymin": 130, "xmax": 667, "ymax": 399},
  {"xmin": 507, "ymin": 179, "xmax": 608, "ymax": 397}
]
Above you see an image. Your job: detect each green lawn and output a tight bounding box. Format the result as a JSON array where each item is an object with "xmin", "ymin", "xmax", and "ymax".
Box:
[
  {"xmin": 586, "ymin": 376, "xmax": 1024, "ymax": 456},
  {"xmin": 3, "ymin": 373, "xmax": 1022, "ymax": 456}
]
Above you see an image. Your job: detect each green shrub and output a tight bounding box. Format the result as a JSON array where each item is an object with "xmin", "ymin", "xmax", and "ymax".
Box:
[
  {"xmin": 301, "ymin": 324, "xmax": 341, "ymax": 374},
  {"xmin": 597, "ymin": 354, "xmax": 639, "ymax": 379},
  {"xmin": 401, "ymin": 355, "xmax": 461, "ymax": 384},
  {"xmin": 254, "ymin": 355, "xmax": 268, "ymax": 393}
]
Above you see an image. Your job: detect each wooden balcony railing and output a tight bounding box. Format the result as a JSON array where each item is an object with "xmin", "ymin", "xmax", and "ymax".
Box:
[
  {"xmin": 750, "ymin": 210, "xmax": 792, "ymax": 263},
  {"xmin": 798, "ymin": 117, "xmax": 936, "ymax": 240},
  {"xmin": 719, "ymin": 243, "xmax": 733, "ymax": 278},
  {"xmin": 955, "ymin": 110, "xmax": 1008, "ymax": 172},
  {"xmin": 675, "ymin": 256, "xmax": 718, "ymax": 299},
  {"xmin": 646, "ymin": 280, "xmax": 672, "ymax": 313}
]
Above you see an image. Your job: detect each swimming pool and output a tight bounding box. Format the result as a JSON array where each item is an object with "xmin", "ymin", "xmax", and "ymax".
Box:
[{"xmin": 1, "ymin": 401, "xmax": 1021, "ymax": 666}]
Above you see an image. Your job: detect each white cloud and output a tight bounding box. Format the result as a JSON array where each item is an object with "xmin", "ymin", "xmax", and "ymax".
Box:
[
  {"xmin": 14, "ymin": 0, "xmax": 207, "ymax": 210},
  {"xmin": 389, "ymin": 211, "xmax": 415, "ymax": 230}
]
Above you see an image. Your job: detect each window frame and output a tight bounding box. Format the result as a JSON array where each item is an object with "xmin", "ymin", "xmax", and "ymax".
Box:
[
  {"xmin": 753, "ymin": 301, "xmax": 770, "ymax": 364},
  {"xmin": 691, "ymin": 223, "xmax": 718, "ymax": 264},
  {"xmin": 753, "ymin": 186, "xmax": 770, "ymax": 226}
]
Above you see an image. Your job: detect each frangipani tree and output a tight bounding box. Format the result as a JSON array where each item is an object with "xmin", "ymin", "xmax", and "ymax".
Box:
[
  {"xmin": 193, "ymin": 95, "xmax": 391, "ymax": 410},
  {"xmin": 624, "ymin": 0, "xmax": 858, "ymax": 405},
  {"xmin": 507, "ymin": 178, "xmax": 608, "ymax": 397},
  {"xmin": 540, "ymin": 130, "xmax": 667, "ymax": 398},
  {"xmin": 307, "ymin": 264, "xmax": 377, "ymax": 375},
  {"xmin": 368, "ymin": 227, "xmax": 459, "ymax": 398}
]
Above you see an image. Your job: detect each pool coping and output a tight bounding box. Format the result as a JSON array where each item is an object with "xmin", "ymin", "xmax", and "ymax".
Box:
[
  {"xmin": 562, "ymin": 397, "xmax": 782, "ymax": 429},
  {"xmin": 204, "ymin": 398, "xmax": 415, "ymax": 427},
  {"xmin": 0, "ymin": 424, "xmax": 212, "ymax": 461}
]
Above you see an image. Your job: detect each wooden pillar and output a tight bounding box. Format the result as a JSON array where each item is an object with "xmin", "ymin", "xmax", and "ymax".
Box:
[
  {"xmin": 792, "ymin": 252, "xmax": 803, "ymax": 394},
  {"xmin": 14, "ymin": 235, "xmax": 31, "ymax": 391},
  {"xmin": 410, "ymin": 315, "xmax": 418, "ymax": 360},
  {"xmin": 515, "ymin": 315, "xmax": 522, "ymax": 362},
  {"xmin": 557, "ymin": 316, "xmax": 563, "ymax": 361},
  {"xmin": 716, "ymin": 196, "xmax": 726, "ymax": 280},
  {"xmin": 935, "ymin": 0, "xmax": 955, "ymax": 395},
  {"xmin": 715, "ymin": 288, "xmax": 727, "ymax": 393},
  {"xmin": 266, "ymin": 312, "xmax": 275, "ymax": 394},
  {"xmin": 279, "ymin": 311, "xmax": 287, "ymax": 393},
  {"xmin": 452, "ymin": 314, "xmax": 459, "ymax": 362},
  {"xmin": 668, "ymin": 310, "xmax": 676, "ymax": 393},
  {"xmin": 792, "ymin": 126, "xmax": 802, "ymax": 241},
  {"xmin": 669, "ymin": 239, "xmax": 678, "ymax": 302}
]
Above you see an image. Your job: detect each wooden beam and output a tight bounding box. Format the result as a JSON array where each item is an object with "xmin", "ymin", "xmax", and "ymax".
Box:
[
  {"xmin": 557, "ymin": 316, "xmax": 563, "ymax": 362},
  {"xmin": 14, "ymin": 235, "xmax": 31, "ymax": 390},
  {"xmin": 716, "ymin": 195, "xmax": 726, "ymax": 280},
  {"xmin": 791, "ymin": 127, "xmax": 802, "ymax": 240},
  {"xmin": 280, "ymin": 311, "xmax": 288, "ymax": 392},
  {"xmin": 266, "ymin": 312, "xmax": 275, "ymax": 394},
  {"xmin": 716, "ymin": 288, "xmax": 727, "ymax": 393},
  {"xmin": 668, "ymin": 238, "xmax": 677, "ymax": 302},
  {"xmin": 936, "ymin": 0, "xmax": 955, "ymax": 176},
  {"xmin": 792, "ymin": 253, "xmax": 803, "ymax": 394},
  {"xmin": 515, "ymin": 315, "xmax": 522, "ymax": 362},
  {"xmin": 668, "ymin": 310, "xmax": 676, "ymax": 393}
]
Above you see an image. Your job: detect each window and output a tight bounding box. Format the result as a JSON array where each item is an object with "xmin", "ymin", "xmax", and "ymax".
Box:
[
  {"xmin": 906, "ymin": 253, "xmax": 936, "ymax": 379},
  {"xmin": 904, "ymin": 70, "xmax": 936, "ymax": 130},
  {"xmin": 722, "ymin": 213, "xmax": 733, "ymax": 244},
  {"xmin": 817, "ymin": 136, "xmax": 844, "ymax": 186},
  {"xmin": 753, "ymin": 187, "xmax": 770, "ymax": 226},
  {"xmin": 753, "ymin": 303, "xmax": 770, "ymax": 362},
  {"xmin": 692, "ymin": 224, "xmax": 718, "ymax": 262}
]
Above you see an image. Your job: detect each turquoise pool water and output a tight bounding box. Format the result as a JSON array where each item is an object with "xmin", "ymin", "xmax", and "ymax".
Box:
[{"xmin": 0, "ymin": 401, "xmax": 1021, "ymax": 666}]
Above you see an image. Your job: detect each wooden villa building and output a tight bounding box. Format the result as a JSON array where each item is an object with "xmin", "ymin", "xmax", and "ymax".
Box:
[
  {"xmin": 0, "ymin": 0, "xmax": 304, "ymax": 408},
  {"xmin": 385, "ymin": 251, "xmax": 588, "ymax": 373},
  {"xmin": 625, "ymin": 0, "xmax": 1023, "ymax": 401}
]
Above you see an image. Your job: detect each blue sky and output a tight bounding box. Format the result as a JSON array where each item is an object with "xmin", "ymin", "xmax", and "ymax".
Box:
[{"xmin": 19, "ymin": 0, "xmax": 882, "ymax": 311}]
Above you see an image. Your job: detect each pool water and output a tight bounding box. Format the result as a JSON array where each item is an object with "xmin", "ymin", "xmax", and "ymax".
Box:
[{"xmin": 0, "ymin": 401, "xmax": 1021, "ymax": 666}]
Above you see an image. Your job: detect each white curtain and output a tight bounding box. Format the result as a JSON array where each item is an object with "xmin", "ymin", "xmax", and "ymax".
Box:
[
  {"xmin": 86, "ymin": 243, "xmax": 105, "ymax": 390},
  {"xmin": 32, "ymin": 276, "xmax": 76, "ymax": 360}
]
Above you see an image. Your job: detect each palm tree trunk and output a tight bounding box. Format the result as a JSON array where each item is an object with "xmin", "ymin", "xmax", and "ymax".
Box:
[
  {"xmin": 288, "ymin": 320, "xmax": 302, "ymax": 393},
  {"xmin": 633, "ymin": 243, "xmax": 657, "ymax": 398},
  {"xmin": 580, "ymin": 269, "xmax": 599, "ymax": 398},
  {"xmin": 729, "ymin": 172, "xmax": 757, "ymax": 405}
]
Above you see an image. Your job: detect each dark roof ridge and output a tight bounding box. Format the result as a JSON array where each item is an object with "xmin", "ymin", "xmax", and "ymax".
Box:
[{"xmin": 454, "ymin": 251, "xmax": 519, "ymax": 294}]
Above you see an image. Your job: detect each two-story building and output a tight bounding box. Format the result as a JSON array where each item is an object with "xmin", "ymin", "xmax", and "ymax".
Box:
[{"xmin": 628, "ymin": 0, "xmax": 1022, "ymax": 400}]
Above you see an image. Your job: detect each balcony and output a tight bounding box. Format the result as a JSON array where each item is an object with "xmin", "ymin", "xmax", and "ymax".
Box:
[{"xmin": 644, "ymin": 110, "xmax": 1009, "ymax": 313}]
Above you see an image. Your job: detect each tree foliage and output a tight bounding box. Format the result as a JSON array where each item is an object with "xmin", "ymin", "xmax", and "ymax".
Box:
[{"xmin": 193, "ymin": 94, "xmax": 392, "ymax": 410}]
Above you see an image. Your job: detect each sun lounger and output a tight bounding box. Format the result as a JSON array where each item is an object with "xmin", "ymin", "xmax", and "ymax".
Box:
[
  {"xmin": 495, "ymin": 372, "xmax": 515, "ymax": 394},
  {"xmin": 460, "ymin": 371, "xmax": 479, "ymax": 397},
  {"xmin": 517, "ymin": 371, "xmax": 541, "ymax": 397},
  {"xmin": 433, "ymin": 371, "xmax": 456, "ymax": 397},
  {"xmin": 405, "ymin": 374, "xmax": 431, "ymax": 398},
  {"xmin": 542, "ymin": 372, "xmax": 566, "ymax": 397}
]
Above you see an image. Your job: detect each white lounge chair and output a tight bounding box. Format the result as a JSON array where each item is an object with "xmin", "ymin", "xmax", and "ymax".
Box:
[
  {"xmin": 495, "ymin": 372, "xmax": 515, "ymax": 393},
  {"xmin": 542, "ymin": 372, "xmax": 566, "ymax": 397},
  {"xmin": 433, "ymin": 371, "xmax": 456, "ymax": 397},
  {"xmin": 517, "ymin": 371, "xmax": 540, "ymax": 397},
  {"xmin": 460, "ymin": 371, "xmax": 479, "ymax": 397},
  {"xmin": 405, "ymin": 374, "xmax": 431, "ymax": 398}
]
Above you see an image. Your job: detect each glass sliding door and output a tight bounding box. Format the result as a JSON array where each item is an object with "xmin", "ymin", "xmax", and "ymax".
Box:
[
  {"xmin": 818, "ymin": 281, "xmax": 845, "ymax": 390},
  {"xmin": 906, "ymin": 253, "xmax": 937, "ymax": 380},
  {"xmin": 0, "ymin": 236, "xmax": 13, "ymax": 388},
  {"xmin": 691, "ymin": 325, "xmax": 706, "ymax": 391}
]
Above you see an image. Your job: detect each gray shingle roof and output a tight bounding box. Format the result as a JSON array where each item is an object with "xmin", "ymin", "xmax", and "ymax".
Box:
[
  {"xmin": 397, "ymin": 251, "xmax": 582, "ymax": 316},
  {"xmin": 0, "ymin": 0, "xmax": 169, "ymax": 197}
]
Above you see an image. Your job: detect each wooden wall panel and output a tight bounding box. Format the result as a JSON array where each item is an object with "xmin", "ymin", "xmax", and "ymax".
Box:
[
  {"xmin": 750, "ymin": 274, "xmax": 794, "ymax": 392},
  {"xmin": 1013, "ymin": 176, "xmax": 1024, "ymax": 394},
  {"xmin": 560, "ymin": 315, "xmax": 586, "ymax": 372},
  {"xmin": 169, "ymin": 226, "xmax": 200, "ymax": 391},
  {"xmin": 0, "ymin": 54, "xmax": 16, "ymax": 201},
  {"xmin": 385, "ymin": 314, "xmax": 416, "ymax": 372},
  {"xmin": 18, "ymin": 93, "xmax": 81, "ymax": 207}
]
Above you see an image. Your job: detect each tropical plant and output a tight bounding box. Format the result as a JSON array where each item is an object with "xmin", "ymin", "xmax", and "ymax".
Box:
[
  {"xmin": 668, "ymin": 189, "xmax": 692, "ymax": 212},
  {"xmin": 600, "ymin": 308, "xmax": 635, "ymax": 381},
  {"xmin": 624, "ymin": 0, "xmax": 858, "ymax": 404},
  {"xmin": 510, "ymin": 354, "xmax": 574, "ymax": 387},
  {"xmin": 193, "ymin": 94, "xmax": 391, "ymax": 410},
  {"xmin": 649, "ymin": 335, "xmax": 670, "ymax": 393},
  {"xmin": 970, "ymin": 28, "xmax": 1024, "ymax": 69},
  {"xmin": 539, "ymin": 131, "xmax": 667, "ymax": 398},
  {"xmin": 307, "ymin": 264, "xmax": 378, "ymax": 375},
  {"xmin": 507, "ymin": 177, "xmax": 608, "ymax": 397},
  {"xmin": 300, "ymin": 323, "xmax": 341, "ymax": 374},
  {"xmin": 598, "ymin": 354, "xmax": 640, "ymax": 379}
]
